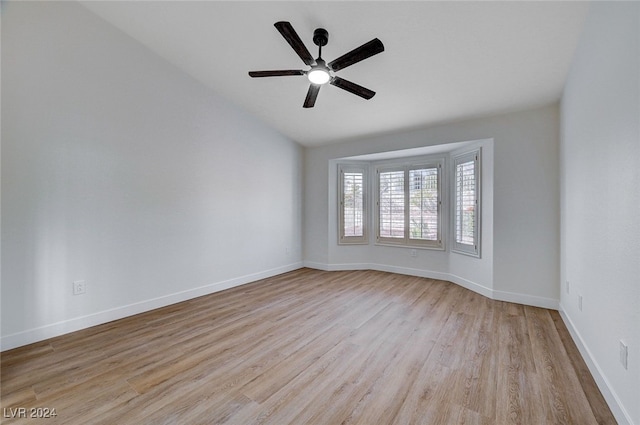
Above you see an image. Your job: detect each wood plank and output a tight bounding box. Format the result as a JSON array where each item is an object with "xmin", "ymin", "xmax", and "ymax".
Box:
[
  {"xmin": 0, "ymin": 269, "xmax": 615, "ymax": 424},
  {"xmin": 525, "ymin": 306, "xmax": 600, "ymax": 425},
  {"xmin": 550, "ymin": 310, "xmax": 617, "ymax": 425},
  {"xmin": 495, "ymin": 309, "xmax": 543, "ymax": 424}
]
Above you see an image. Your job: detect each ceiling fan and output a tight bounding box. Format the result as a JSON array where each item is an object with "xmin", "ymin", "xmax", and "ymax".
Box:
[{"xmin": 249, "ymin": 21, "xmax": 384, "ymax": 108}]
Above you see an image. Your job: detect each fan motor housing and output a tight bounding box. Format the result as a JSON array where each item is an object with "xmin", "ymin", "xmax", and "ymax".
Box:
[{"xmin": 313, "ymin": 28, "xmax": 329, "ymax": 47}]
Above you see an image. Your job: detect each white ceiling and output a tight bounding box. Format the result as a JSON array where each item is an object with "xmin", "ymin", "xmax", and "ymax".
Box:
[{"xmin": 81, "ymin": 1, "xmax": 589, "ymax": 147}]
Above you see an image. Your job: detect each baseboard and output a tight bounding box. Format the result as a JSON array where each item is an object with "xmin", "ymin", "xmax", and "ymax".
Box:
[
  {"xmin": 303, "ymin": 261, "xmax": 449, "ymax": 280},
  {"xmin": 303, "ymin": 261, "xmax": 558, "ymax": 310},
  {"xmin": 492, "ymin": 287, "xmax": 559, "ymax": 310},
  {"xmin": 559, "ymin": 306, "xmax": 634, "ymax": 425},
  {"xmin": 447, "ymin": 272, "xmax": 494, "ymax": 300},
  {"xmin": 302, "ymin": 261, "xmax": 332, "ymax": 271},
  {"xmin": 370, "ymin": 263, "xmax": 451, "ymax": 282},
  {"xmin": 1, "ymin": 262, "xmax": 303, "ymax": 352}
]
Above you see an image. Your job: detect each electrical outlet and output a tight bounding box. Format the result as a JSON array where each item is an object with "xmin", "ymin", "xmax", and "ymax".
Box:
[
  {"xmin": 73, "ymin": 280, "xmax": 86, "ymax": 295},
  {"xmin": 410, "ymin": 249, "xmax": 417, "ymax": 258},
  {"xmin": 578, "ymin": 295, "xmax": 583, "ymax": 311},
  {"xmin": 620, "ymin": 340, "xmax": 628, "ymax": 370},
  {"xmin": 566, "ymin": 280, "xmax": 570, "ymax": 294}
]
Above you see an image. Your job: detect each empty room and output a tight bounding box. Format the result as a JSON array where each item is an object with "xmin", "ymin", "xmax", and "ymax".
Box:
[{"xmin": 1, "ymin": 1, "xmax": 638, "ymax": 424}]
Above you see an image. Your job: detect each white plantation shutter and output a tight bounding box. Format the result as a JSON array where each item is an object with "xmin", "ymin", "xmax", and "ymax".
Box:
[
  {"xmin": 343, "ymin": 172, "xmax": 363, "ymax": 237},
  {"xmin": 455, "ymin": 160, "xmax": 475, "ymax": 244},
  {"xmin": 376, "ymin": 161, "xmax": 443, "ymax": 249},
  {"xmin": 452, "ymin": 150, "xmax": 480, "ymax": 256},
  {"xmin": 378, "ymin": 170, "xmax": 405, "ymax": 239},
  {"xmin": 409, "ymin": 167, "xmax": 439, "ymax": 241},
  {"xmin": 339, "ymin": 165, "xmax": 367, "ymax": 244}
]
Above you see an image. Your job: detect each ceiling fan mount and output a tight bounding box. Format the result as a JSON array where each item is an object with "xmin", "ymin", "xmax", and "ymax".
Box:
[
  {"xmin": 248, "ymin": 22, "xmax": 384, "ymax": 108},
  {"xmin": 312, "ymin": 28, "xmax": 329, "ymax": 48}
]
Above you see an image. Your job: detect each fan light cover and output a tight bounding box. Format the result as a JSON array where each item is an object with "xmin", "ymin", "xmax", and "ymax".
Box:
[{"xmin": 308, "ymin": 68, "xmax": 331, "ymax": 85}]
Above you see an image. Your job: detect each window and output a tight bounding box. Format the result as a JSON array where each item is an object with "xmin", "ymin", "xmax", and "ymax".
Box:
[
  {"xmin": 376, "ymin": 160, "xmax": 443, "ymax": 249},
  {"xmin": 336, "ymin": 143, "xmax": 484, "ymax": 255},
  {"xmin": 452, "ymin": 149, "xmax": 481, "ymax": 256},
  {"xmin": 338, "ymin": 165, "xmax": 367, "ymax": 244}
]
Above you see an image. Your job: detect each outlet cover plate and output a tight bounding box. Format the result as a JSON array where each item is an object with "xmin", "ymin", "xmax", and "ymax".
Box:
[
  {"xmin": 73, "ymin": 280, "xmax": 86, "ymax": 295},
  {"xmin": 620, "ymin": 341, "xmax": 628, "ymax": 370}
]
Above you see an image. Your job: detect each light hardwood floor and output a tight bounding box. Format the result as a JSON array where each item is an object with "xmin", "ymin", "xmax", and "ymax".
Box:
[{"xmin": 1, "ymin": 269, "xmax": 616, "ymax": 424}]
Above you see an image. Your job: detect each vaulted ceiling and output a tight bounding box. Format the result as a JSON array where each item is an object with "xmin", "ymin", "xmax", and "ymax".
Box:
[{"xmin": 81, "ymin": 1, "xmax": 589, "ymax": 147}]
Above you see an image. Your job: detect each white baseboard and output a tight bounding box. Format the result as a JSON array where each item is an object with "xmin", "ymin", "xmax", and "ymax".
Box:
[
  {"xmin": 559, "ymin": 306, "xmax": 634, "ymax": 425},
  {"xmin": 447, "ymin": 272, "xmax": 494, "ymax": 300},
  {"xmin": 302, "ymin": 261, "xmax": 332, "ymax": 271},
  {"xmin": 1, "ymin": 262, "xmax": 303, "ymax": 352},
  {"xmin": 492, "ymin": 287, "xmax": 559, "ymax": 310},
  {"xmin": 303, "ymin": 261, "xmax": 558, "ymax": 310},
  {"xmin": 370, "ymin": 263, "xmax": 451, "ymax": 282}
]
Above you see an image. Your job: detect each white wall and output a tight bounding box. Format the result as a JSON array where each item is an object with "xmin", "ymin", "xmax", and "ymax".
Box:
[
  {"xmin": 1, "ymin": 2, "xmax": 303, "ymax": 350},
  {"xmin": 560, "ymin": 2, "xmax": 640, "ymax": 424},
  {"xmin": 304, "ymin": 104, "xmax": 559, "ymax": 308}
]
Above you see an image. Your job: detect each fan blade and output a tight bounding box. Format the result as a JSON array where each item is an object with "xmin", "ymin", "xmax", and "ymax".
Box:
[
  {"xmin": 274, "ymin": 21, "xmax": 315, "ymax": 66},
  {"xmin": 303, "ymin": 84, "xmax": 320, "ymax": 108},
  {"xmin": 328, "ymin": 38, "xmax": 384, "ymax": 72},
  {"xmin": 249, "ymin": 70, "xmax": 305, "ymax": 77},
  {"xmin": 330, "ymin": 77, "xmax": 375, "ymax": 100}
]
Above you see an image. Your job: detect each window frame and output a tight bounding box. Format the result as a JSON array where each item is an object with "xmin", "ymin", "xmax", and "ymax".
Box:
[
  {"xmin": 374, "ymin": 158, "xmax": 444, "ymax": 250},
  {"xmin": 451, "ymin": 148, "xmax": 481, "ymax": 257},
  {"xmin": 338, "ymin": 164, "xmax": 368, "ymax": 245}
]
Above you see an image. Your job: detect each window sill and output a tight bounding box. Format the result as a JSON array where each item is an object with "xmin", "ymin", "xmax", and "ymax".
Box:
[
  {"xmin": 338, "ymin": 239, "xmax": 369, "ymax": 246},
  {"xmin": 374, "ymin": 241, "xmax": 445, "ymax": 251},
  {"xmin": 451, "ymin": 247, "xmax": 481, "ymax": 258}
]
